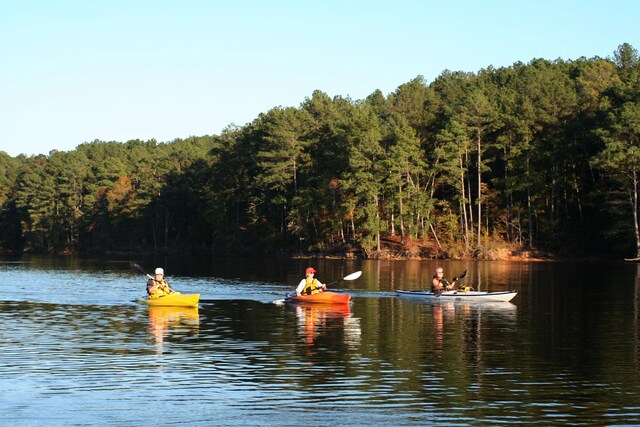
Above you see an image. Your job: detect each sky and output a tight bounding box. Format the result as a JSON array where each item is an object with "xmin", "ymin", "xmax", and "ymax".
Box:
[{"xmin": 1, "ymin": 1, "xmax": 638, "ymax": 157}]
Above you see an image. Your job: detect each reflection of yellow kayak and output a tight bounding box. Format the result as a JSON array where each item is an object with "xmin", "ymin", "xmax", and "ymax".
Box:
[
  {"xmin": 148, "ymin": 306, "xmax": 200, "ymax": 349},
  {"xmin": 148, "ymin": 305, "xmax": 200, "ymax": 323},
  {"xmin": 140, "ymin": 292, "xmax": 200, "ymax": 307}
]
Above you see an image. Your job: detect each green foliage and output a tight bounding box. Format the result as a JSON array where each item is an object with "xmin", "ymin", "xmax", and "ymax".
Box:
[{"xmin": 0, "ymin": 44, "xmax": 639, "ymax": 258}]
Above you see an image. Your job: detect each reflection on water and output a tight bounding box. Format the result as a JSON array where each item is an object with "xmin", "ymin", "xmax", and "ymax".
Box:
[
  {"xmin": 292, "ymin": 303, "xmax": 361, "ymax": 356},
  {"xmin": 2, "ymin": 257, "xmax": 640, "ymax": 426},
  {"xmin": 147, "ymin": 306, "xmax": 200, "ymax": 353}
]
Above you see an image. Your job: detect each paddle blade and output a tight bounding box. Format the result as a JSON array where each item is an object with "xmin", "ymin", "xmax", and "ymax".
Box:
[
  {"xmin": 452, "ymin": 270, "xmax": 468, "ymax": 282},
  {"xmin": 343, "ymin": 271, "xmax": 362, "ymax": 281},
  {"xmin": 131, "ymin": 263, "xmax": 153, "ymax": 279},
  {"xmin": 131, "ymin": 263, "xmax": 146, "ymax": 274}
]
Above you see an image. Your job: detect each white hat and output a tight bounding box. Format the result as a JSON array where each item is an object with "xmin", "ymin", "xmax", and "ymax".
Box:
[{"xmin": 154, "ymin": 267, "xmax": 164, "ymax": 275}]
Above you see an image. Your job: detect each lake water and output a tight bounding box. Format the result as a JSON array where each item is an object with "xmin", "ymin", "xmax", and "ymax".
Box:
[{"xmin": 1, "ymin": 256, "xmax": 640, "ymax": 426}]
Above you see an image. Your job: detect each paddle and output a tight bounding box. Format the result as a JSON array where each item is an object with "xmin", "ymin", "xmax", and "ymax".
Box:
[
  {"xmin": 434, "ymin": 269, "xmax": 467, "ymax": 297},
  {"xmin": 451, "ymin": 269, "xmax": 467, "ymax": 287},
  {"xmin": 273, "ymin": 270, "xmax": 362, "ymax": 305},
  {"xmin": 131, "ymin": 262, "xmax": 153, "ymax": 279},
  {"xmin": 326, "ymin": 270, "xmax": 362, "ymax": 287}
]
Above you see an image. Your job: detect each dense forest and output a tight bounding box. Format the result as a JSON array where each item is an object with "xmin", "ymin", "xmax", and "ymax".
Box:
[{"xmin": 1, "ymin": 43, "xmax": 639, "ymax": 259}]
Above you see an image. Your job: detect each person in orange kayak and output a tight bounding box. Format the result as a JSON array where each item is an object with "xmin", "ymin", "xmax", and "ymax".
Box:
[
  {"xmin": 147, "ymin": 267, "xmax": 174, "ymax": 299},
  {"xmin": 296, "ymin": 267, "xmax": 326, "ymax": 296}
]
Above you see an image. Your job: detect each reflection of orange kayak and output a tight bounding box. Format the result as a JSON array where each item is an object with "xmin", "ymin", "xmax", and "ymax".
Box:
[
  {"xmin": 286, "ymin": 291, "xmax": 351, "ymax": 304},
  {"xmin": 299, "ymin": 303, "xmax": 352, "ymax": 318},
  {"xmin": 295, "ymin": 303, "xmax": 352, "ymax": 351},
  {"xmin": 140, "ymin": 292, "xmax": 200, "ymax": 307}
]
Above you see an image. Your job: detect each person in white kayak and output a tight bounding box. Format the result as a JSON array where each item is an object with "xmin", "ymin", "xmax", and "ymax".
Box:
[
  {"xmin": 296, "ymin": 267, "xmax": 326, "ymax": 296},
  {"xmin": 147, "ymin": 267, "xmax": 175, "ymax": 299},
  {"xmin": 431, "ymin": 267, "xmax": 454, "ymax": 292}
]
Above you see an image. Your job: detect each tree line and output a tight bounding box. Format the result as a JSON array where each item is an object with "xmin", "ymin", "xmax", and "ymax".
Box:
[{"xmin": 1, "ymin": 43, "xmax": 639, "ymax": 259}]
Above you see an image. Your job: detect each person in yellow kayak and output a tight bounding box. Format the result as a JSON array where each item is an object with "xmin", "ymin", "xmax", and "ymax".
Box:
[
  {"xmin": 296, "ymin": 267, "xmax": 326, "ymax": 296},
  {"xmin": 147, "ymin": 267, "xmax": 175, "ymax": 299}
]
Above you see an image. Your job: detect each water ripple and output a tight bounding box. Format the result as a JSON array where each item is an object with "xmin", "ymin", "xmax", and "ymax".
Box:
[{"xmin": 2, "ymin": 261, "xmax": 640, "ymax": 426}]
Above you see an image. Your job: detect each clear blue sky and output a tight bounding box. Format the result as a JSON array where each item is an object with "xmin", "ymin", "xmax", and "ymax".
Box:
[{"xmin": 1, "ymin": 0, "xmax": 638, "ymax": 157}]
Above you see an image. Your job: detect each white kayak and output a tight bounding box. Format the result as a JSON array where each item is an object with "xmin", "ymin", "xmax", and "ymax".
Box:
[{"xmin": 395, "ymin": 289, "xmax": 517, "ymax": 302}]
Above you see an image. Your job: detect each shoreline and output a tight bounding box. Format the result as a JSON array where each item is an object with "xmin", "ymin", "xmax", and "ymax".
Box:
[
  {"xmin": 0, "ymin": 251, "xmax": 623, "ymax": 263},
  {"xmin": 1, "ymin": 236, "xmax": 623, "ymax": 263}
]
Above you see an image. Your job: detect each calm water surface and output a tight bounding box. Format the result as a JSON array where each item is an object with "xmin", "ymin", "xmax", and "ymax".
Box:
[{"xmin": 1, "ymin": 256, "xmax": 640, "ymax": 426}]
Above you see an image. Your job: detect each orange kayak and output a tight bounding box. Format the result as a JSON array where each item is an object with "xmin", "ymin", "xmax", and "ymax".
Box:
[{"xmin": 285, "ymin": 291, "xmax": 351, "ymax": 304}]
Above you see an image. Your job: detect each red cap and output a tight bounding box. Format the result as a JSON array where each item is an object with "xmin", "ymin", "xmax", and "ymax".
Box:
[{"xmin": 306, "ymin": 267, "xmax": 316, "ymax": 275}]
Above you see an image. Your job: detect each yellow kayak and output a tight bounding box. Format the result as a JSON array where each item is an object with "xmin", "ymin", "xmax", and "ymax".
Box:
[{"xmin": 140, "ymin": 292, "xmax": 200, "ymax": 307}]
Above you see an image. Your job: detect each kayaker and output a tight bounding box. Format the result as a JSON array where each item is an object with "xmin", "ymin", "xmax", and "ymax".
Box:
[
  {"xmin": 296, "ymin": 267, "xmax": 326, "ymax": 296},
  {"xmin": 147, "ymin": 267, "xmax": 174, "ymax": 299},
  {"xmin": 432, "ymin": 267, "xmax": 453, "ymax": 292}
]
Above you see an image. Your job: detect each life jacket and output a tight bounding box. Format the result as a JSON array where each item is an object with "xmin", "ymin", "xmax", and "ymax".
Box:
[
  {"xmin": 147, "ymin": 278, "xmax": 171, "ymax": 299},
  {"xmin": 431, "ymin": 275, "xmax": 450, "ymax": 292},
  {"xmin": 302, "ymin": 278, "xmax": 323, "ymax": 295}
]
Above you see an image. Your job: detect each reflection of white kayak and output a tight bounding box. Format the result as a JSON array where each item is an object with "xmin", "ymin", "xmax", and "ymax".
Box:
[{"xmin": 395, "ymin": 289, "xmax": 517, "ymax": 302}]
